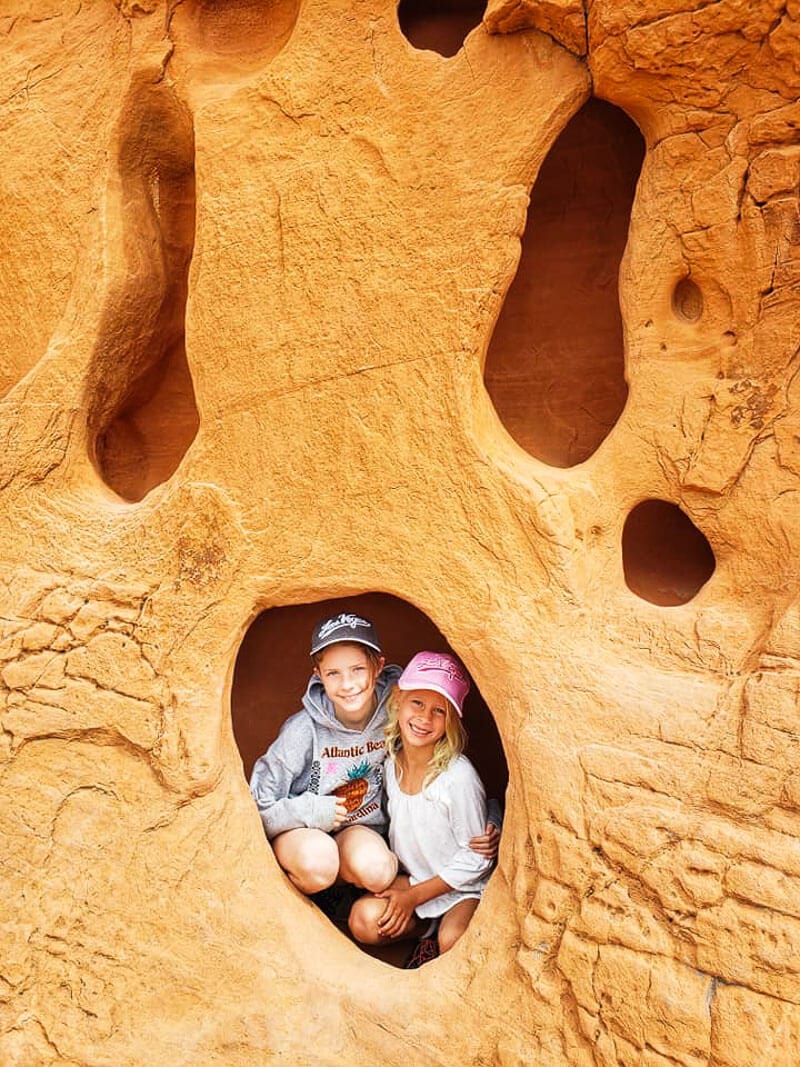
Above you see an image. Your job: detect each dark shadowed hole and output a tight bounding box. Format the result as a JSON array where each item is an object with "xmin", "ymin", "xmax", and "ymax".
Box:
[
  {"xmin": 397, "ymin": 0, "xmax": 485, "ymax": 57},
  {"xmin": 484, "ymin": 98, "xmax": 645, "ymax": 467},
  {"xmin": 672, "ymin": 277, "xmax": 703, "ymax": 323},
  {"xmin": 232, "ymin": 592, "xmax": 508, "ymax": 967},
  {"xmin": 622, "ymin": 500, "xmax": 716, "ymax": 606},
  {"xmin": 87, "ymin": 77, "xmax": 199, "ymax": 502}
]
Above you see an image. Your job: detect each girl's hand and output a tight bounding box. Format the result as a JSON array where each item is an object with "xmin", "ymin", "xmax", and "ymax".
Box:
[
  {"xmin": 375, "ymin": 886, "xmax": 417, "ymax": 939},
  {"xmin": 468, "ymin": 822, "xmax": 501, "ymax": 860},
  {"xmin": 331, "ymin": 799, "xmax": 348, "ymax": 829}
]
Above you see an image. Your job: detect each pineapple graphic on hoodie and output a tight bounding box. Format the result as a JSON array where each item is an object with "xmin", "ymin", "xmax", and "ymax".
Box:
[{"xmin": 250, "ymin": 665, "xmax": 402, "ymax": 840}]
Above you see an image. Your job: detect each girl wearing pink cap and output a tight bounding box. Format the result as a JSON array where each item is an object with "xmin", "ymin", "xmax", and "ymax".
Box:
[{"xmin": 348, "ymin": 651, "xmax": 493, "ymax": 963}]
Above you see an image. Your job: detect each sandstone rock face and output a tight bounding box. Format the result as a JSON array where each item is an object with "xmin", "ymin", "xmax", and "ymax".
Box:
[{"xmin": 1, "ymin": 2, "xmax": 799, "ymax": 1065}]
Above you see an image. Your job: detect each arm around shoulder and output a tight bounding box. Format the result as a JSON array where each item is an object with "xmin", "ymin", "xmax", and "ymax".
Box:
[{"xmin": 437, "ymin": 758, "xmax": 493, "ymax": 887}]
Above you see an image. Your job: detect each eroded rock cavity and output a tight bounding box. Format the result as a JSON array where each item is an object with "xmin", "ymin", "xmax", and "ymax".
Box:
[
  {"xmin": 484, "ymin": 98, "xmax": 645, "ymax": 468},
  {"xmin": 87, "ymin": 76, "xmax": 200, "ymax": 503},
  {"xmin": 622, "ymin": 498, "xmax": 716, "ymax": 606},
  {"xmin": 397, "ymin": 0, "xmax": 486, "ymax": 56},
  {"xmin": 233, "ymin": 593, "xmax": 508, "ymax": 968}
]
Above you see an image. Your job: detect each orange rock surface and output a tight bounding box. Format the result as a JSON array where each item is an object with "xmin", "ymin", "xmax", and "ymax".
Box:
[{"xmin": 1, "ymin": 1, "xmax": 799, "ymax": 1064}]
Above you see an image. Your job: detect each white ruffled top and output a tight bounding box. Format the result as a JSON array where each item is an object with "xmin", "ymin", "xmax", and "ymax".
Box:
[{"xmin": 385, "ymin": 754, "xmax": 492, "ymax": 919}]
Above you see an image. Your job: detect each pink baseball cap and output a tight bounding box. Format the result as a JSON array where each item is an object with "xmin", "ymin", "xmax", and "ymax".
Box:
[{"xmin": 397, "ymin": 651, "xmax": 471, "ymax": 717}]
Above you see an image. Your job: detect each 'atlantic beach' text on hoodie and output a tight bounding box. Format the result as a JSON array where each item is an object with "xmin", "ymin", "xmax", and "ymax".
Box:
[{"xmin": 249, "ymin": 665, "xmax": 401, "ymax": 839}]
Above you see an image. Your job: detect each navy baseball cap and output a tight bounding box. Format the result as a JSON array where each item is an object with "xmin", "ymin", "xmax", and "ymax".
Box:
[{"xmin": 310, "ymin": 612, "xmax": 383, "ymax": 656}]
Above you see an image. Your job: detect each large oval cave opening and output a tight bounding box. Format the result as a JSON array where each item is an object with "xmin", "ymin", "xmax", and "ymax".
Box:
[
  {"xmin": 231, "ymin": 592, "xmax": 508, "ymax": 968},
  {"xmin": 484, "ymin": 97, "xmax": 646, "ymax": 468}
]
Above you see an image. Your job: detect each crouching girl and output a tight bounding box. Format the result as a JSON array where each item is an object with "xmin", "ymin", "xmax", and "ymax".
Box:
[
  {"xmin": 250, "ymin": 615, "xmax": 498, "ymax": 905},
  {"xmin": 348, "ymin": 651, "xmax": 492, "ymax": 961}
]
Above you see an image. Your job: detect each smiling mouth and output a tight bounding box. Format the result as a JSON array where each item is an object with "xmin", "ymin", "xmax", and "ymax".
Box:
[{"xmin": 407, "ymin": 722, "xmax": 432, "ymax": 738}]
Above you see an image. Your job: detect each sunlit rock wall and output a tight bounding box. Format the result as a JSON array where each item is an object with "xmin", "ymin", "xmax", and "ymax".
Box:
[{"xmin": 1, "ymin": 1, "xmax": 799, "ymax": 1064}]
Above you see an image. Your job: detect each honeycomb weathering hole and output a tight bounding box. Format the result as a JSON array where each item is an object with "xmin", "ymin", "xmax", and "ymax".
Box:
[
  {"xmin": 622, "ymin": 499, "xmax": 716, "ymax": 606},
  {"xmin": 397, "ymin": 0, "xmax": 486, "ymax": 57},
  {"xmin": 232, "ymin": 593, "xmax": 508, "ymax": 967},
  {"xmin": 672, "ymin": 276, "xmax": 704, "ymax": 322},
  {"xmin": 484, "ymin": 99, "xmax": 645, "ymax": 468},
  {"xmin": 87, "ymin": 79, "xmax": 200, "ymax": 503},
  {"xmin": 173, "ymin": 0, "xmax": 300, "ymax": 64}
]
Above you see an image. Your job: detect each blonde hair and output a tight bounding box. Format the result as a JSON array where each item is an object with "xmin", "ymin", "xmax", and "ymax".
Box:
[{"xmin": 384, "ymin": 685, "xmax": 467, "ymax": 788}]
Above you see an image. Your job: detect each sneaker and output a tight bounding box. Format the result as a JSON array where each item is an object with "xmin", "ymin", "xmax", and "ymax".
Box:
[
  {"xmin": 403, "ymin": 936, "xmax": 439, "ymax": 969},
  {"xmin": 310, "ymin": 884, "xmax": 361, "ymax": 924}
]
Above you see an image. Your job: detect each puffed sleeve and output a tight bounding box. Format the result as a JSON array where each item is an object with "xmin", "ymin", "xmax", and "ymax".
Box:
[{"xmin": 436, "ymin": 758, "xmax": 493, "ymax": 890}]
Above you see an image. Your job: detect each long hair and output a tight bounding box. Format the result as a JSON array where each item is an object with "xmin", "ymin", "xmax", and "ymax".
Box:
[{"xmin": 384, "ymin": 685, "xmax": 467, "ymax": 788}]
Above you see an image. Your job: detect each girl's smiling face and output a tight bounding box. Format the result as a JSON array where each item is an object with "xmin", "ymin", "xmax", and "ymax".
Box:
[
  {"xmin": 397, "ymin": 688, "xmax": 449, "ymax": 751},
  {"xmin": 315, "ymin": 643, "xmax": 384, "ymax": 730}
]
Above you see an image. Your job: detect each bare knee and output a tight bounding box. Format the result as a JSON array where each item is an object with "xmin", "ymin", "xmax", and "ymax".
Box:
[
  {"xmin": 437, "ymin": 900, "xmax": 478, "ymax": 954},
  {"xmin": 295, "ymin": 863, "xmax": 338, "ymax": 895},
  {"xmin": 357, "ymin": 850, "xmax": 398, "ymax": 893},
  {"xmin": 273, "ymin": 831, "xmax": 339, "ymax": 894},
  {"xmin": 437, "ymin": 922, "xmax": 466, "ymax": 954},
  {"xmin": 338, "ymin": 829, "xmax": 398, "ymax": 893},
  {"xmin": 348, "ymin": 896, "xmax": 385, "ymax": 945}
]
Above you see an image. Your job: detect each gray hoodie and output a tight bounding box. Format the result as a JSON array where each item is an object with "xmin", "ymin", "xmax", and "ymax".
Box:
[{"xmin": 250, "ymin": 665, "xmax": 402, "ymax": 840}]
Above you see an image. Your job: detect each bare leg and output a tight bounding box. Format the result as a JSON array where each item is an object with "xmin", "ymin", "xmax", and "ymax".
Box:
[
  {"xmin": 437, "ymin": 898, "xmax": 479, "ymax": 954},
  {"xmin": 272, "ymin": 828, "xmax": 339, "ymax": 894},
  {"xmin": 348, "ymin": 874, "xmax": 426, "ymax": 945},
  {"xmin": 335, "ymin": 825, "xmax": 398, "ymax": 893}
]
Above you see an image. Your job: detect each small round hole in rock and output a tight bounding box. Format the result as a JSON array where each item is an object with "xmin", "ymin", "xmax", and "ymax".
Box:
[
  {"xmin": 622, "ymin": 500, "xmax": 716, "ymax": 606},
  {"xmin": 672, "ymin": 277, "xmax": 703, "ymax": 323},
  {"xmin": 397, "ymin": 0, "xmax": 485, "ymax": 57}
]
